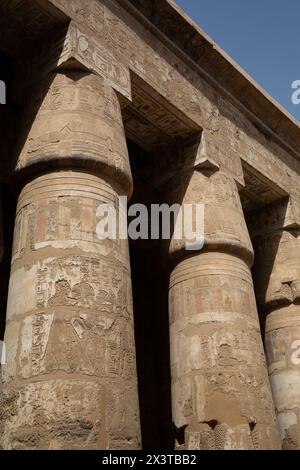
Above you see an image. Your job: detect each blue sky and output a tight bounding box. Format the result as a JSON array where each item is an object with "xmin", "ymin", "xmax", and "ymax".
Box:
[{"xmin": 176, "ymin": 0, "xmax": 300, "ymax": 122}]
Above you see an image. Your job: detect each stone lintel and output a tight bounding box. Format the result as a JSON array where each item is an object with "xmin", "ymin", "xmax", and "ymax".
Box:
[
  {"xmin": 153, "ymin": 133, "xmax": 242, "ymax": 188},
  {"xmin": 240, "ymin": 161, "xmax": 289, "ymax": 212},
  {"xmin": 0, "ymin": 0, "xmax": 67, "ymax": 35},
  {"xmin": 151, "ymin": 133, "xmax": 205, "ymax": 186},
  {"xmin": 115, "ymin": 0, "xmax": 300, "ymax": 161},
  {"xmin": 14, "ymin": 21, "xmax": 132, "ymax": 102}
]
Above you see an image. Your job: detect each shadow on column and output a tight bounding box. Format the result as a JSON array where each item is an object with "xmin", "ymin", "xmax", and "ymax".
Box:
[{"xmin": 244, "ymin": 201, "xmax": 287, "ymax": 339}]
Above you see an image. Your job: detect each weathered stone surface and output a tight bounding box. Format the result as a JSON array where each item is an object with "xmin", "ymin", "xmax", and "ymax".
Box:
[
  {"xmin": 16, "ymin": 71, "xmax": 132, "ymax": 195},
  {"xmin": 16, "ymin": 21, "xmax": 132, "ymax": 101},
  {"xmin": 167, "ymin": 170, "xmax": 280, "ymax": 449},
  {"xmin": 1, "ymin": 72, "xmax": 141, "ymax": 449},
  {"xmin": 0, "ymin": 0, "xmax": 300, "ymax": 452},
  {"xmin": 251, "ymin": 200, "xmax": 300, "ymax": 449},
  {"xmin": 39, "ymin": 0, "xmax": 300, "ymax": 200}
]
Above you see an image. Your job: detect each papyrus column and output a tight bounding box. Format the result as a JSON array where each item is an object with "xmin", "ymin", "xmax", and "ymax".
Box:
[
  {"xmin": 167, "ymin": 168, "xmax": 280, "ymax": 450},
  {"xmin": 0, "ymin": 105, "xmax": 15, "ymax": 263},
  {"xmin": 251, "ymin": 198, "xmax": 300, "ymax": 449},
  {"xmin": 0, "ymin": 71, "xmax": 141, "ymax": 449}
]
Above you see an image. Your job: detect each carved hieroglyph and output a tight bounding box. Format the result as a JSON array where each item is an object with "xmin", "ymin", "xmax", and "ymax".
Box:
[
  {"xmin": 41, "ymin": 0, "xmax": 300, "ymax": 200},
  {"xmin": 166, "ymin": 169, "xmax": 280, "ymax": 450},
  {"xmin": 251, "ymin": 199, "xmax": 300, "ymax": 450},
  {"xmin": 0, "ymin": 72, "xmax": 141, "ymax": 449}
]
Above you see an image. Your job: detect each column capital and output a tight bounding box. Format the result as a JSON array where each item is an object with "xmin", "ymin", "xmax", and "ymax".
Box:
[
  {"xmin": 152, "ymin": 133, "xmax": 239, "ymax": 188},
  {"xmin": 251, "ymin": 197, "xmax": 300, "ymax": 310},
  {"xmin": 166, "ymin": 165, "xmax": 254, "ymax": 266},
  {"xmin": 14, "ymin": 71, "xmax": 133, "ymax": 196}
]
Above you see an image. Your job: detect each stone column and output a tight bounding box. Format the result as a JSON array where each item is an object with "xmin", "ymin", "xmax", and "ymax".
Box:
[
  {"xmin": 167, "ymin": 167, "xmax": 280, "ymax": 450},
  {"xmin": 0, "ymin": 105, "xmax": 15, "ymax": 264},
  {"xmin": 0, "ymin": 71, "xmax": 141, "ymax": 449},
  {"xmin": 251, "ymin": 198, "xmax": 300, "ymax": 449}
]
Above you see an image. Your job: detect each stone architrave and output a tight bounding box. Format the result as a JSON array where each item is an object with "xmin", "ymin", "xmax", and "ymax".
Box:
[{"xmin": 166, "ymin": 168, "xmax": 280, "ymax": 450}]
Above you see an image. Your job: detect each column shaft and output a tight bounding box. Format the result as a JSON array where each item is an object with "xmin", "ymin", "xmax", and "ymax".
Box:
[{"xmin": 253, "ymin": 227, "xmax": 300, "ymax": 449}]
